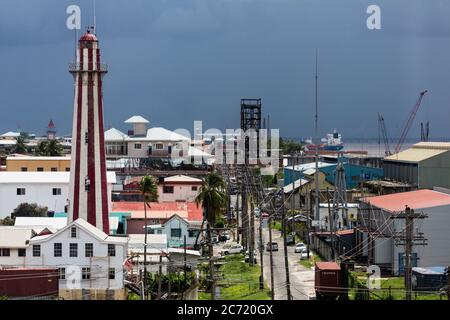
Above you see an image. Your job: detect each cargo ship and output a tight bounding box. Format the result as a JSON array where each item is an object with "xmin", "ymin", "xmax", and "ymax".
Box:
[{"xmin": 305, "ymin": 130, "xmax": 344, "ymax": 151}]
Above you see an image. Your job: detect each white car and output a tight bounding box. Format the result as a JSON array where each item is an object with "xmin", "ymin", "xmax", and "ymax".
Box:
[
  {"xmin": 299, "ymin": 249, "xmax": 309, "ymax": 260},
  {"xmin": 295, "ymin": 243, "xmax": 306, "ymax": 253},
  {"xmin": 220, "ymin": 244, "xmax": 243, "ymax": 256}
]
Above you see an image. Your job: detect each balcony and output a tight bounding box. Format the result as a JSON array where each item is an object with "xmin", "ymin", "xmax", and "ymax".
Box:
[{"xmin": 69, "ymin": 63, "xmax": 108, "ymax": 73}]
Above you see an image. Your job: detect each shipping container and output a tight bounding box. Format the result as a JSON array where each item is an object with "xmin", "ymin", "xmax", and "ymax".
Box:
[
  {"xmin": 315, "ymin": 262, "xmax": 342, "ymax": 299},
  {"xmin": 0, "ymin": 268, "xmax": 59, "ymax": 299}
]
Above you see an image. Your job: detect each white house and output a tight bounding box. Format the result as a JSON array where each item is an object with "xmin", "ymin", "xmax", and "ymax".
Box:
[
  {"xmin": 26, "ymin": 219, "xmax": 128, "ymax": 299},
  {"xmin": 146, "ymin": 214, "xmax": 201, "ymax": 248},
  {"xmin": 0, "ymin": 226, "xmax": 35, "ymax": 267},
  {"xmin": 158, "ymin": 175, "xmax": 202, "ymax": 202},
  {"xmin": 104, "ymin": 116, "xmax": 191, "ymax": 159},
  {"xmin": 0, "ymin": 172, "xmax": 116, "ymax": 219}
]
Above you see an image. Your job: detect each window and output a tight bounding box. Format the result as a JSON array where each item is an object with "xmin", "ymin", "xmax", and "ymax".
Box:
[
  {"xmin": 188, "ymin": 230, "xmax": 199, "ymax": 238},
  {"xmin": 163, "ymin": 186, "xmax": 174, "ymax": 194},
  {"xmin": 108, "ymin": 244, "xmax": 116, "ymax": 257},
  {"xmin": 53, "ymin": 188, "xmax": 62, "ymax": 196},
  {"xmin": 18, "ymin": 248, "xmax": 26, "ymax": 257},
  {"xmin": 51, "ymin": 168, "xmax": 57, "ymax": 172},
  {"xmin": 54, "ymin": 243, "xmax": 62, "ymax": 257},
  {"xmin": 155, "ymin": 143, "xmax": 164, "ymax": 150},
  {"xmin": 59, "ymin": 268, "xmax": 66, "ymax": 280},
  {"xmin": 85, "ymin": 243, "xmax": 93, "ymax": 257},
  {"xmin": 1, "ymin": 248, "xmax": 10, "ymax": 257},
  {"xmin": 65, "ymin": 168, "xmax": 70, "ymax": 172},
  {"xmin": 171, "ymin": 228, "xmax": 182, "ymax": 238},
  {"xmin": 191, "ymin": 186, "xmax": 198, "ymax": 191},
  {"xmin": 134, "ymin": 143, "xmax": 142, "ymax": 150},
  {"xmin": 109, "ymin": 268, "xmax": 115, "ymax": 280},
  {"xmin": 32, "ymin": 245, "xmax": 41, "ymax": 257},
  {"xmin": 16, "ymin": 188, "xmax": 26, "ymax": 196},
  {"xmin": 21, "ymin": 167, "xmax": 28, "ymax": 172},
  {"xmin": 37, "ymin": 167, "xmax": 44, "ymax": 172},
  {"xmin": 82, "ymin": 268, "xmax": 91, "ymax": 280},
  {"xmin": 70, "ymin": 243, "xmax": 78, "ymax": 257},
  {"xmin": 71, "ymin": 227, "xmax": 77, "ymax": 238}
]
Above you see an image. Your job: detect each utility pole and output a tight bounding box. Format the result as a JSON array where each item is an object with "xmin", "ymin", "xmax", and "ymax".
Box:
[
  {"xmin": 327, "ymin": 188, "xmax": 334, "ymax": 260},
  {"xmin": 390, "ymin": 206, "xmax": 427, "ymax": 300},
  {"xmin": 249, "ymin": 194, "xmax": 255, "ymax": 266},
  {"xmin": 184, "ymin": 235, "xmax": 187, "ymax": 283},
  {"xmin": 281, "ymin": 189, "xmax": 292, "ymax": 300},
  {"xmin": 242, "ymin": 182, "xmax": 248, "ymax": 251},
  {"xmin": 314, "ymin": 48, "xmax": 320, "ymax": 223},
  {"xmin": 269, "ymin": 194, "xmax": 276, "ymax": 300},
  {"xmin": 236, "ymin": 188, "xmax": 240, "ymax": 243},
  {"xmin": 157, "ymin": 254, "xmax": 162, "ymax": 299},
  {"xmin": 259, "ymin": 212, "xmax": 264, "ymax": 289}
]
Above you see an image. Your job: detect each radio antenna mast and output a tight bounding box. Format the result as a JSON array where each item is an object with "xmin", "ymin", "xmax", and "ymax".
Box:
[{"xmin": 93, "ymin": 0, "xmax": 97, "ymax": 35}]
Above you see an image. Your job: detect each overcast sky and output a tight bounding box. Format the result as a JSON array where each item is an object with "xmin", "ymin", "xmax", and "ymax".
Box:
[{"xmin": 1, "ymin": 0, "xmax": 450, "ymax": 140}]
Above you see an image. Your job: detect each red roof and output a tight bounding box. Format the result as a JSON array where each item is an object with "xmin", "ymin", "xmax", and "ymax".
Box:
[
  {"xmin": 112, "ymin": 202, "xmax": 203, "ymax": 221},
  {"xmin": 361, "ymin": 189, "xmax": 450, "ymax": 213},
  {"xmin": 315, "ymin": 262, "xmax": 340, "ymax": 270}
]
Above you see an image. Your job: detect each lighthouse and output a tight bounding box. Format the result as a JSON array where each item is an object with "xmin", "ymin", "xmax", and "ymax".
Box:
[{"xmin": 68, "ymin": 29, "xmax": 109, "ymax": 233}]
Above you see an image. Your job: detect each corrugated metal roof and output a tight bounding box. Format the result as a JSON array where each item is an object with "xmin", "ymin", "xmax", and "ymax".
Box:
[
  {"xmin": 283, "ymin": 178, "xmax": 310, "ymax": 193},
  {"xmin": 385, "ymin": 142, "xmax": 450, "ymax": 163},
  {"xmin": 361, "ymin": 189, "xmax": 450, "ymax": 212},
  {"xmin": 315, "ymin": 261, "xmax": 340, "ymax": 270},
  {"xmin": 286, "ymin": 162, "xmax": 335, "ymax": 172},
  {"xmin": 164, "ymin": 175, "xmax": 202, "ymax": 183},
  {"xmin": 15, "ymin": 217, "xmax": 67, "ymax": 230},
  {"xmin": 0, "ymin": 227, "xmax": 34, "ymax": 248}
]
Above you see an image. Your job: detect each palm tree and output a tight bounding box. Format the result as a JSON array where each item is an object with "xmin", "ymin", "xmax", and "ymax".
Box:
[
  {"xmin": 36, "ymin": 140, "xmax": 63, "ymax": 156},
  {"xmin": 13, "ymin": 136, "xmax": 27, "ymax": 154},
  {"xmin": 195, "ymin": 172, "xmax": 227, "ymax": 300},
  {"xmin": 138, "ymin": 175, "xmax": 158, "ymax": 300}
]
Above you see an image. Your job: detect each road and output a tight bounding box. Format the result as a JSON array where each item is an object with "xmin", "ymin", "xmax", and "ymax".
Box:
[{"xmin": 261, "ymin": 225, "xmax": 315, "ymax": 300}]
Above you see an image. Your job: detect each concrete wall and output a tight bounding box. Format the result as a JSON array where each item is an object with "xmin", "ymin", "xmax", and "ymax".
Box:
[
  {"xmin": 0, "ymin": 182, "xmax": 69, "ymax": 219},
  {"xmin": 7, "ymin": 159, "xmax": 71, "ymax": 172},
  {"xmin": 419, "ymin": 152, "xmax": 450, "ymax": 189},
  {"xmin": 158, "ymin": 184, "xmax": 199, "ymax": 202},
  {"xmin": 0, "ymin": 182, "xmax": 113, "ymax": 219}
]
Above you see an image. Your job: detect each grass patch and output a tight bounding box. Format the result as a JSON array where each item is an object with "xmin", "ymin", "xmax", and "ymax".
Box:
[
  {"xmin": 348, "ymin": 271, "xmax": 444, "ymax": 300},
  {"xmin": 270, "ymin": 221, "xmax": 282, "ymax": 231},
  {"xmin": 216, "ymin": 254, "xmax": 270, "ymax": 300},
  {"xmin": 298, "ymin": 251, "xmax": 323, "ymax": 269}
]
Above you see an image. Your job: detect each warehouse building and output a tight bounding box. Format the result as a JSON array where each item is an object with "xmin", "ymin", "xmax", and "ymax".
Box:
[
  {"xmin": 356, "ymin": 189, "xmax": 450, "ymax": 275},
  {"xmin": 383, "ymin": 142, "xmax": 450, "ymax": 189}
]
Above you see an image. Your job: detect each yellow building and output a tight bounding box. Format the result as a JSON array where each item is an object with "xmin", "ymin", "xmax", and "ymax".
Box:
[{"xmin": 6, "ymin": 156, "xmax": 71, "ymax": 172}]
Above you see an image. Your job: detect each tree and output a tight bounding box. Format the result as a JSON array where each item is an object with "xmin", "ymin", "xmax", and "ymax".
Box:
[
  {"xmin": 0, "ymin": 216, "xmax": 15, "ymax": 226},
  {"xmin": 36, "ymin": 139, "xmax": 63, "ymax": 156},
  {"xmin": 13, "ymin": 136, "xmax": 28, "ymax": 154},
  {"xmin": 11, "ymin": 203, "xmax": 48, "ymax": 219},
  {"xmin": 195, "ymin": 172, "xmax": 227, "ymax": 300},
  {"xmin": 138, "ymin": 175, "xmax": 158, "ymax": 300},
  {"xmin": 280, "ymin": 138, "xmax": 304, "ymax": 155}
]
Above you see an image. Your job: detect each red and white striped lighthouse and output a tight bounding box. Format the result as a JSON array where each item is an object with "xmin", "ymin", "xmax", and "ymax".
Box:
[{"xmin": 68, "ymin": 29, "xmax": 109, "ymax": 233}]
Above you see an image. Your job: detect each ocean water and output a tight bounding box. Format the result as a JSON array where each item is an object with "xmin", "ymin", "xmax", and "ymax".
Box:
[{"xmin": 289, "ymin": 137, "xmax": 450, "ymax": 157}]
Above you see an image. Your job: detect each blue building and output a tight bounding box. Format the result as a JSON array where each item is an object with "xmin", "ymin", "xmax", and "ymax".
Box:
[{"xmin": 284, "ymin": 161, "xmax": 383, "ymax": 189}]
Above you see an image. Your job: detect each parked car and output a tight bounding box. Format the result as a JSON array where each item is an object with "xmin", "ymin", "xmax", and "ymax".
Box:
[
  {"xmin": 261, "ymin": 213, "xmax": 269, "ymax": 219},
  {"xmin": 295, "ymin": 243, "xmax": 307, "ymax": 253},
  {"xmin": 219, "ymin": 235, "xmax": 228, "ymax": 242},
  {"xmin": 220, "ymin": 244, "xmax": 243, "ymax": 256},
  {"xmin": 266, "ymin": 242, "xmax": 279, "ymax": 252},
  {"xmin": 245, "ymin": 250, "xmax": 258, "ymax": 263},
  {"xmin": 299, "ymin": 249, "xmax": 309, "ymax": 260},
  {"xmin": 211, "ymin": 236, "xmax": 219, "ymax": 244},
  {"xmin": 286, "ymin": 235, "xmax": 295, "ymax": 245}
]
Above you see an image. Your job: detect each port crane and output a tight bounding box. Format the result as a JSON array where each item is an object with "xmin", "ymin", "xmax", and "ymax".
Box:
[
  {"xmin": 378, "ymin": 113, "xmax": 391, "ymax": 156},
  {"xmin": 394, "ymin": 90, "xmax": 428, "ymax": 154}
]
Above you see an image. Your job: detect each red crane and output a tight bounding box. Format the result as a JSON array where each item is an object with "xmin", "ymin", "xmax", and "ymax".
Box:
[{"xmin": 394, "ymin": 90, "xmax": 428, "ymax": 154}]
